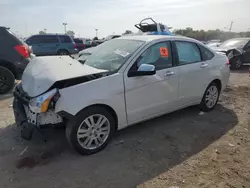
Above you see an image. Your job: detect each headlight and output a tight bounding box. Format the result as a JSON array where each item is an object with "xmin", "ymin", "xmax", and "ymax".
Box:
[{"xmin": 29, "ymin": 88, "xmax": 57, "ymax": 113}]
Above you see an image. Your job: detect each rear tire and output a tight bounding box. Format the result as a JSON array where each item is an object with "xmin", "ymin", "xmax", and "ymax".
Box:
[
  {"xmin": 0, "ymin": 66, "xmax": 15, "ymax": 94},
  {"xmin": 200, "ymin": 82, "xmax": 220, "ymax": 112},
  {"xmin": 66, "ymin": 106, "xmax": 115, "ymax": 155},
  {"xmin": 57, "ymin": 50, "xmax": 69, "ymax": 55}
]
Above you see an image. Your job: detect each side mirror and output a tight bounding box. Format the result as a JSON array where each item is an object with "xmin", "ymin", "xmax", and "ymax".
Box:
[{"xmin": 128, "ymin": 64, "xmax": 156, "ymax": 77}]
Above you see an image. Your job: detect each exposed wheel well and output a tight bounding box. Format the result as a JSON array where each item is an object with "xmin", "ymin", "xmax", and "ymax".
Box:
[
  {"xmin": 0, "ymin": 60, "xmax": 16, "ymax": 78},
  {"xmin": 57, "ymin": 49, "xmax": 69, "ymax": 54},
  {"xmin": 79, "ymin": 104, "xmax": 118, "ymax": 131},
  {"xmin": 211, "ymin": 79, "xmax": 222, "ymax": 92}
]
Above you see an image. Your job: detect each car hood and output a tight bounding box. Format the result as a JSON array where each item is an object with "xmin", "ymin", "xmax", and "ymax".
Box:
[
  {"xmin": 211, "ymin": 46, "xmax": 230, "ymax": 52},
  {"xmin": 21, "ymin": 56, "xmax": 107, "ymax": 97}
]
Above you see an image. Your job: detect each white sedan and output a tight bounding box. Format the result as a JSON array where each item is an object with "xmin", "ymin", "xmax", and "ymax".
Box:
[{"xmin": 13, "ymin": 35, "xmax": 230, "ymax": 155}]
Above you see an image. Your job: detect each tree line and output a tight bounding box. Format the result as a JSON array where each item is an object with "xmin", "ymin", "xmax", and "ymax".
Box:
[{"xmin": 173, "ymin": 27, "xmax": 250, "ymax": 41}]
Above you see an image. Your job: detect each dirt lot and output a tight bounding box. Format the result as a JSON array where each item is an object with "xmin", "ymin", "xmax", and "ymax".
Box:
[{"xmin": 0, "ymin": 67, "xmax": 249, "ymax": 188}]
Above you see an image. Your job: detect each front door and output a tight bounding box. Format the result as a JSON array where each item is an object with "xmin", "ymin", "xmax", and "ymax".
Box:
[{"xmin": 124, "ymin": 41, "xmax": 180, "ymax": 124}]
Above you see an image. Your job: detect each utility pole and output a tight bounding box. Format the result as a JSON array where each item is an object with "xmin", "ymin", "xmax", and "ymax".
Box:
[
  {"xmin": 229, "ymin": 21, "xmax": 233, "ymax": 32},
  {"xmin": 95, "ymin": 29, "xmax": 98, "ymax": 38},
  {"xmin": 63, "ymin": 23, "xmax": 67, "ymax": 34}
]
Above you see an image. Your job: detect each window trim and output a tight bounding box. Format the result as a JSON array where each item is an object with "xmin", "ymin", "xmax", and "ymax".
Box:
[
  {"xmin": 173, "ymin": 40, "xmax": 203, "ymax": 66},
  {"xmin": 127, "ymin": 40, "xmax": 175, "ymax": 75},
  {"xmin": 198, "ymin": 44, "xmax": 215, "ymax": 61}
]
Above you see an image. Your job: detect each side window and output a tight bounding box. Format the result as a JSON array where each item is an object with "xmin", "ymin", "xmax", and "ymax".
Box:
[
  {"xmin": 39, "ymin": 36, "xmax": 59, "ymax": 43},
  {"xmin": 199, "ymin": 45, "xmax": 214, "ymax": 60},
  {"xmin": 247, "ymin": 41, "xmax": 250, "ymax": 47},
  {"xmin": 58, "ymin": 35, "xmax": 72, "ymax": 43},
  {"xmin": 175, "ymin": 41, "xmax": 201, "ymax": 65},
  {"xmin": 27, "ymin": 36, "xmax": 39, "ymax": 44},
  {"xmin": 136, "ymin": 41, "xmax": 173, "ymax": 71}
]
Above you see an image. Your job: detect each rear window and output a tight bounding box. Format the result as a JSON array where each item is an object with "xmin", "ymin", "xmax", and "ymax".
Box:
[
  {"xmin": 58, "ymin": 35, "xmax": 73, "ymax": 43},
  {"xmin": 199, "ymin": 45, "xmax": 214, "ymax": 60},
  {"xmin": 3, "ymin": 29, "xmax": 24, "ymax": 45}
]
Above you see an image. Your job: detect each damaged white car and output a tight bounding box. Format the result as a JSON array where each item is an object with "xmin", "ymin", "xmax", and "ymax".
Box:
[{"xmin": 13, "ymin": 35, "xmax": 230, "ymax": 155}]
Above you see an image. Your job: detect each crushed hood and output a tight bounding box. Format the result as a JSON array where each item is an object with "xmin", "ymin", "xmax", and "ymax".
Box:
[{"xmin": 22, "ymin": 56, "xmax": 107, "ymax": 97}]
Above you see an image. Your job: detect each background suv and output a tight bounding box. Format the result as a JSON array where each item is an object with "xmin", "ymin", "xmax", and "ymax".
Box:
[
  {"xmin": 0, "ymin": 26, "xmax": 31, "ymax": 94},
  {"xmin": 25, "ymin": 34, "xmax": 77, "ymax": 56}
]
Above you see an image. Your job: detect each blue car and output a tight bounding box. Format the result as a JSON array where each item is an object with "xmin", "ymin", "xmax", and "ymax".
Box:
[{"xmin": 25, "ymin": 34, "xmax": 77, "ymax": 56}]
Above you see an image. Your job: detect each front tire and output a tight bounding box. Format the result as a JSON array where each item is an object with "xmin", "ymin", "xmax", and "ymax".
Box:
[
  {"xmin": 0, "ymin": 66, "xmax": 15, "ymax": 94},
  {"xmin": 200, "ymin": 82, "xmax": 220, "ymax": 112},
  {"xmin": 66, "ymin": 106, "xmax": 115, "ymax": 155}
]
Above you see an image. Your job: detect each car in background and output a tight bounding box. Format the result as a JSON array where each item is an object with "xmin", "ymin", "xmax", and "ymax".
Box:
[
  {"xmin": 82, "ymin": 38, "xmax": 92, "ymax": 48},
  {"xmin": 95, "ymin": 35, "xmax": 121, "ymax": 45},
  {"xmin": 212, "ymin": 38, "xmax": 250, "ymax": 69},
  {"xmin": 73, "ymin": 38, "xmax": 85, "ymax": 51},
  {"xmin": 25, "ymin": 34, "xmax": 77, "ymax": 56},
  {"xmin": 0, "ymin": 26, "xmax": 31, "ymax": 94},
  {"xmin": 13, "ymin": 35, "xmax": 230, "ymax": 155}
]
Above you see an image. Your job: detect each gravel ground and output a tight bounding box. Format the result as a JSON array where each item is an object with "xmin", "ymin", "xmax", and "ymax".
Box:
[{"xmin": 0, "ymin": 66, "xmax": 249, "ymax": 188}]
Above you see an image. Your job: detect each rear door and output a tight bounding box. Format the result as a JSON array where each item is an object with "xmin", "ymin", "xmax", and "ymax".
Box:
[{"xmin": 173, "ymin": 40, "xmax": 213, "ymax": 106}]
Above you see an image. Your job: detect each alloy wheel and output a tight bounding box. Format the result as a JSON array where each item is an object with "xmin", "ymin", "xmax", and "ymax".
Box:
[
  {"xmin": 77, "ymin": 114, "xmax": 111, "ymax": 150},
  {"xmin": 205, "ymin": 85, "xmax": 219, "ymax": 108}
]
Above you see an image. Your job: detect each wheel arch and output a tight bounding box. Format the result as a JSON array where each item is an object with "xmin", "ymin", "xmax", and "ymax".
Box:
[
  {"xmin": 0, "ymin": 59, "xmax": 16, "ymax": 78},
  {"xmin": 76, "ymin": 104, "xmax": 118, "ymax": 131},
  {"xmin": 210, "ymin": 78, "xmax": 222, "ymax": 92},
  {"xmin": 57, "ymin": 49, "xmax": 69, "ymax": 54}
]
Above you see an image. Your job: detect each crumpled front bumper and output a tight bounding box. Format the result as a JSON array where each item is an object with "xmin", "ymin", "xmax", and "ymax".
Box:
[{"xmin": 13, "ymin": 97, "xmax": 35, "ymax": 140}]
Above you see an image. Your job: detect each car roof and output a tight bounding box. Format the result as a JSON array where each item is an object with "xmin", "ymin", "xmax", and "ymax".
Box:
[
  {"xmin": 117, "ymin": 35, "xmax": 199, "ymax": 43},
  {"xmin": 226, "ymin": 38, "xmax": 250, "ymax": 41},
  {"xmin": 29, "ymin": 34, "xmax": 70, "ymax": 37}
]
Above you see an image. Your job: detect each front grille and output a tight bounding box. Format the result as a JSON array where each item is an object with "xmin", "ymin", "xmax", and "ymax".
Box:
[{"xmin": 13, "ymin": 84, "xmax": 30, "ymax": 105}]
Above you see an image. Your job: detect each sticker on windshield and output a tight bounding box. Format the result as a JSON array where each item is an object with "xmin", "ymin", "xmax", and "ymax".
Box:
[
  {"xmin": 160, "ymin": 47, "xmax": 168, "ymax": 57},
  {"xmin": 114, "ymin": 49, "xmax": 130, "ymax": 57}
]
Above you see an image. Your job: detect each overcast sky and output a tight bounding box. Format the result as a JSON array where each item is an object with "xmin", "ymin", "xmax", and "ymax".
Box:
[{"xmin": 1, "ymin": 0, "xmax": 250, "ymax": 38}]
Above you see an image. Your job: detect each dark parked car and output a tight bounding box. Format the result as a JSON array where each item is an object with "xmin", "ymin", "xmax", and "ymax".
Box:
[
  {"xmin": 0, "ymin": 26, "xmax": 31, "ymax": 94},
  {"xmin": 73, "ymin": 38, "xmax": 85, "ymax": 51},
  {"xmin": 95, "ymin": 35, "xmax": 121, "ymax": 45},
  {"xmin": 25, "ymin": 34, "xmax": 77, "ymax": 56},
  {"xmin": 212, "ymin": 38, "xmax": 250, "ymax": 69}
]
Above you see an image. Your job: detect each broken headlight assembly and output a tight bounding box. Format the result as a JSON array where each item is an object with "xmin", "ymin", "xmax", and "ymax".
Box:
[{"xmin": 29, "ymin": 88, "xmax": 59, "ymax": 113}]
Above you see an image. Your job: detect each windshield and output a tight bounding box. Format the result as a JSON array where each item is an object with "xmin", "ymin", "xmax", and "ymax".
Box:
[
  {"xmin": 80, "ymin": 39, "xmax": 144, "ymax": 72},
  {"xmin": 219, "ymin": 39, "xmax": 248, "ymax": 48}
]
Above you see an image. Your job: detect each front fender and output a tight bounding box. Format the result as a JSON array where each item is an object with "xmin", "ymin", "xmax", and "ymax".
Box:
[{"xmin": 54, "ymin": 73, "xmax": 128, "ymax": 129}]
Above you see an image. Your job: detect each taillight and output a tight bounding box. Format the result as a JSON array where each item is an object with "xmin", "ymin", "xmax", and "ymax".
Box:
[
  {"xmin": 73, "ymin": 43, "xmax": 76, "ymax": 48},
  {"xmin": 226, "ymin": 59, "xmax": 230, "ymax": 66},
  {"xmin": 14, "ymin": 45, "xmax": 29, "ymax": 58}
]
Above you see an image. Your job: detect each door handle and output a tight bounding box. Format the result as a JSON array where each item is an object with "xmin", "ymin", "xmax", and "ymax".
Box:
[
  {"xmin": 165, "ymin": 71, "xmax": 175, "ymax": 76},
  {"xmin": 56, "ymin": 44, "xmax": 60, "ymax": 46},
  {"xmin": 200, "ymin": 63, "xmax": 208, "ymax": 68}
]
